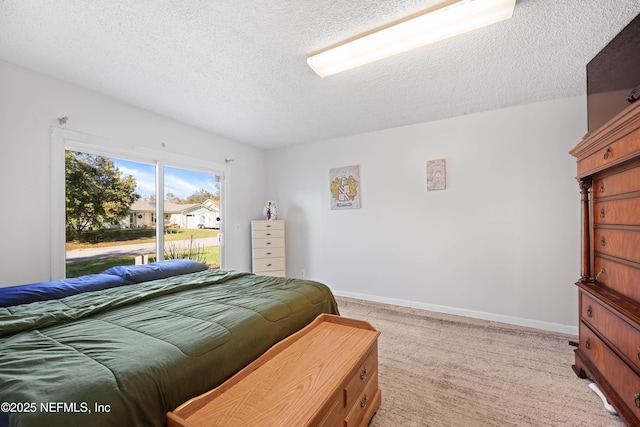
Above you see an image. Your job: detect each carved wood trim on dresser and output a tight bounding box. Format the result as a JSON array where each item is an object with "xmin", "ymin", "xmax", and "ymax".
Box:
[{"xmin": 570, "ymin": 101, "xmax": 640, "ymax": 426}]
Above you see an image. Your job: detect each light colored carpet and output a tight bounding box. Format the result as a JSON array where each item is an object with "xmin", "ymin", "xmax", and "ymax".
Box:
[{"xmin": 335, "ymin": 296, "xmax": 626, "ymax": 427}]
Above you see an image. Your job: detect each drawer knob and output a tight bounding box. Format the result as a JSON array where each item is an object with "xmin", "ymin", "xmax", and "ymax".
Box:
[
  {"xmin": 585, "ymin": 338, "xmax": 591, "ymax": 349},
  {"xmin": 599, "ymin": 208, "xmax": 605, "ymax": 219},
  {"xmin": 586, "ymin": 306, "xmax": 592, "ymax": 317},
  {"xmin": 635, "ymin": 391, "xmax": 640, "ymax": 409},
  {"xmin": 595, "ymin": 268, "xmax": 605, "ymax": 281},
  {"xmin": 266, "ymin": 233, "xmax": 271, "ymax": 236},
  {"xmin": 360, "ymin": 394, "xmax": 368, "ymax": 408},
  {"xmin": 604, "ymin": 147, "xmax": 611, "ymax": 160},
  {"xmin": 600, "ymin": 237, "xmax": 605, "ymax": 246},
  {"xmin": 360, "ymin": 367, "xmax": 368, "ymax": 380},
  {"xmin": 599, "ymin": 183, "xmax": 605, "ymax": 193}
]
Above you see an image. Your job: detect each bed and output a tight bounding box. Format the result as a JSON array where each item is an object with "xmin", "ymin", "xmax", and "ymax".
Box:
[{"xmin": 0, "ymin": 261, "xmax": 339, "ymax": 427}]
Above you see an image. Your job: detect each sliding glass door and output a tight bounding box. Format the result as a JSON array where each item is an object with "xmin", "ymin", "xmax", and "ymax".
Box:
[{"xmin": 64, "ymin": 151, "xmax": 222, "ymax": 277}]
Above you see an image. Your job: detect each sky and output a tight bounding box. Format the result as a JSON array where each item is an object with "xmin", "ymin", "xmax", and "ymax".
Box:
[{"xmin": 111, "ymin": 157, "xmax": 220, "ymax": 200}]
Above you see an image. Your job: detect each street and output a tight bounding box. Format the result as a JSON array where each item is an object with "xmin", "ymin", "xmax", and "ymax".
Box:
[{"xmin": 66, "ymin": 236, "xmax": 219, "ymax": 262}]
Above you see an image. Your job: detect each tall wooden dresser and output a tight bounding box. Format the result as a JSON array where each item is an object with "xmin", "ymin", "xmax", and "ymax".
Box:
[
  {"xmin": 570, "ymin": 101, "xmax": 640, "ymax": 426},
  {"xmin": 251, "ymin": 220, "xmax": 286, "ymax": 277}
]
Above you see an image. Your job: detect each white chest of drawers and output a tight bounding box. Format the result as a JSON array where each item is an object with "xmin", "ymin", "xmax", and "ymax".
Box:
[{"xmin": 251, "ymin": 220, "xmax": 286, "ymax": 277}]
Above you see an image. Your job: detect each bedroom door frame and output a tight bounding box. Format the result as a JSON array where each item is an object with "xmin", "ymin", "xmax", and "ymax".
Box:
[{"xmin": 51, "ymin": 127, "xmax": 229, "ymax": 280}]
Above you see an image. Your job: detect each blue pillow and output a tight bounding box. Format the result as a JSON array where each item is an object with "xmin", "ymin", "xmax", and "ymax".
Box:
[
  {"xmin": 0, "ymin": 274, "xmax": 130, "ymax": 308},
  {"xmin": 102, "ymin": 259, "xmax": 208, "ymax": 283}
]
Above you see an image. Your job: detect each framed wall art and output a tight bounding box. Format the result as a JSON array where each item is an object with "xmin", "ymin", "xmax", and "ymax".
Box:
[
  {"xmin": 426, "ymin": 159, "xmax": 446, "ymax": 191},
  {"xmin": 330, "ymin": 165, "xmax": 360, "ymax": 210}
]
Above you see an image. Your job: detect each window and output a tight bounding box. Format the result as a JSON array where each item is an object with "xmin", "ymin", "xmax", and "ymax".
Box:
[{"xmin": 52, "ymin": 128, "xmax": 227, "ymax": 279}]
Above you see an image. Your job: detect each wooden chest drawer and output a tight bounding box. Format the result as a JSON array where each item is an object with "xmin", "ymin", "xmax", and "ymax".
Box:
[
  {"xmin": 594, "ymin": 228, "xmax": 640, "ymax": 263},
  {"xmin": 344, "ymin": 346, "xmax": 378, "ymax": 408},
  {"xmin": 252, "ymin": 237, "xmax": 285, "ymax": 249},
  {"xmin": 579, "ymin": 323, "xmax": 640, "ymax": 420},
  {"xmin": 580, "ymin": 292, "xmax": 640, "ymax": 372},
  {"xmin": 253, "ymin": 247, "xmax": 285, "ymax": 259},
  {"xmin": 593, "ymin": 198, "xmax": 640, "ymax": 225},
  {"xmin": 253, "ymin": 257, "xmax": 285, "ymax": 272},
  {"xmin": 345, "ymin": 376, "xmax": 381, "ymax": 427},
  {"xmin": 593, "ymin": 166, "xmax": 640, "ymax": 199},
  {"xmin": 252, "ymin": 228, "xmax": 285, "ymax": 239},
  {"xmin": 594, "ymin": 256, "xmax": 640, "ymax": 302},
  {"xmin": 252, "ymin": 220, "xmax": 285, "ymax": 231},
  {"xmin": 577, "ymin": 125, "xmax": 640, "ymax": 177}
]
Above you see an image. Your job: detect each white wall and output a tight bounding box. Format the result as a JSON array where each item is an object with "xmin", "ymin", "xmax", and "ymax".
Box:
[
  {"xmin": 266, "ymin": 97, "xmax": 586, "ymax": 334},
  {"xmin": 0, "ymin": 58, "xmax": 587, "ymax": 333},
  {"xmin": 0, "ymin": 60, "xmax": 266, "ymax": 286}
]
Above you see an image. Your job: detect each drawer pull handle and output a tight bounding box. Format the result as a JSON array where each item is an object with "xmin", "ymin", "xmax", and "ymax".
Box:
[
  {"xmin": 599, "ymin": 183, "xmax": 605, "ymax": 193},
  {"xmin": 586, "ymin": 306, "xmax": 592, "ymax": 317},
  {"xmin": 266, "ymin": 233, "xmax": 271, "ymax": 236},
  {"xmin": 604, "ymin": 147, "xmax": 611, "ymax": 160},
  {"xmin": 585, "ymin": 338, "xmax": 591, "ymax": 350},
  {"xmin": 360, "ymin": 367, "xmax": 367, "ymax": 380},
  {"xmin": 266, "ymin": 242, "xmax": 271, "ymax": 245},
  {"xmin": 595, "ymin": 268, "xmax": 605, "ymax": 281},
  {"xmin": 266, "ymin": 252, "xmax": 272, "ymax": 255},
  {"xmin": 599, "ymin": 208, "xmax": 605, "ymax": 218},
  {"xmin": 267, "ymin": 263, "xmax": 272, "ymax": 267},
  {"xmin": 360, "ymin": 394, "xmax": 368, "ymax": 408},
  {"xmin": 635, "ymin": 391, "xmax": 640, "ymax": 409},
  {"xmin": 637, "ymin": 347, "xmax": 640, "ymax": 361},
  {"xmin": 600, "ymin": 237, "xmax": 605, "ymax": 246}
]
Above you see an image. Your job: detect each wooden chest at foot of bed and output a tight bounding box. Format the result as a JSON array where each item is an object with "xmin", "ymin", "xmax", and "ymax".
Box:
[{"xmin": 167, "ymin": 314, "xmax": 381, "ymax": 427}]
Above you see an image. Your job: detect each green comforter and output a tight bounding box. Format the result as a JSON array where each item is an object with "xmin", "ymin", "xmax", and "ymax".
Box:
[{"xmin": 0, "ymin": 270, "xmax": 339, "ymax": 427}]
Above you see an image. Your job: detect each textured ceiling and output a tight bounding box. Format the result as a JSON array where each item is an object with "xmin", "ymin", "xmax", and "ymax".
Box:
[{"xmin": 1, "ymin": 0, "xmax": 639, "ymax": 150}]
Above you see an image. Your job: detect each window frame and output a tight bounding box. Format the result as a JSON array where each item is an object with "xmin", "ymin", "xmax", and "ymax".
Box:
[{"xmin": 51, "ymin": 127, "xmax": 228, "ymax": 280}]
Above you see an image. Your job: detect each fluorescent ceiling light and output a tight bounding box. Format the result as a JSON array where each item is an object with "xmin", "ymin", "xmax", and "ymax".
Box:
[{"xmin": 307, "ymin": 0, "xmax": 516, "ymax": 77}]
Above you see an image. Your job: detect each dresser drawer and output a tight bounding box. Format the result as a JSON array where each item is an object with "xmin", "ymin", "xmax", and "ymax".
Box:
[
  {"xmin": 581, "ymin": 292, "xmax": 640, "ymax": 372},
  {"xmin": 593, "ymin": 198, "xmax": 640, "ymax": 225},
  {"xmin": 344, "ymin": 376, "xmax": 380, "ymax": 427},
  {"xmin": 252, "ymin": 228, "xmax": 285, "ymax": 239},
  {"xmin": 252, "ymin": 237, "xmax": 285, "ymax": 249},
  {"xmin": 594, "ymin": 256, "xmax": 640, "ymax": 302},
  {"xmin": 593, "ymin": 167, "xmax": 640, "ymax": 199},
  {"xmin": 580, "ymin": 323, "xmax": 640, "ymax": 419},
  {"xmin": 251, "ymin": 220, "xmax": 284, "ymax": 231},
  {"xmin": 594, "ymin": 228, "xmax": 640, "ymax": 263},
  {"xmin": 344, "ymin": 346, "xmax": 378, "ymax": 409},
  {"xmin": 253, "ymin": 257, "xmax": 285, "ymax": 272},
  {"xmin": 578, "ymin": 126, "xmax": 640, "ymax": 177},
  {"xmin": 253, "ymin": 247, "xmax": 285, "ymax": 259}
]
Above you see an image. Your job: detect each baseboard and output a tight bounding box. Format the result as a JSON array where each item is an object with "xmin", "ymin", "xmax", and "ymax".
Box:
[{"xmin": 332, "ymin": 290, "xmax": 578, "ymax": 336}]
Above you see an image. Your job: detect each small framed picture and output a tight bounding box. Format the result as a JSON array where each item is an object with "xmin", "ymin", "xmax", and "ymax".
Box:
[
  {"xmin": 426, "ymin": 159, "xmax": 446, "ymax": 191},
  {"xmin": 330, "ymin": 165, "xmax": 361, "ymax": 209}
]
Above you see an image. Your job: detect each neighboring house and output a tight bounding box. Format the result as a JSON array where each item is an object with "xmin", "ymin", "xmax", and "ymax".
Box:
[{"xmin": 124, "ymin": 199, "xmax": 220, "ymax": 229}]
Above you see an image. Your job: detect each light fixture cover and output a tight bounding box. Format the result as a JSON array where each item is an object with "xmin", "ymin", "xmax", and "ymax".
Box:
[{"xmin": 307, "ymin": 0, "xmax": 516, "ymax": 77}]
